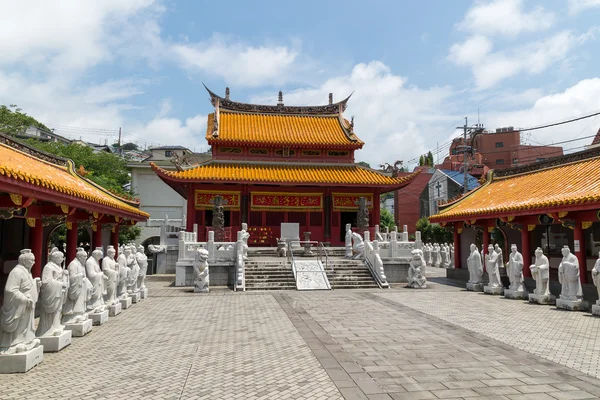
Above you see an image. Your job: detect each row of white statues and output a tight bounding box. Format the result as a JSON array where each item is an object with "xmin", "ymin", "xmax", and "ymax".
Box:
[
  {"xmin": 0, "ymin": 244, "xmax": 149, "ymax": 372},
  {"xmin": 423, "ymin": 243, "xmax": 454, "ymax": 268},
  {"xmin": 466, "ymin": 243, "xmax": 591, "ymax": 309}
]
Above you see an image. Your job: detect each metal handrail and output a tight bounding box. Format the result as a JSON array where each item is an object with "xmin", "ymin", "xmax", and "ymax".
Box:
[
  {"xmin": 287, "ymin": 241, "xmax": 298, "ymax": 288},
  {"xmin": 318, "ymin": 242, "xmax": 334, "ymax": 290}
]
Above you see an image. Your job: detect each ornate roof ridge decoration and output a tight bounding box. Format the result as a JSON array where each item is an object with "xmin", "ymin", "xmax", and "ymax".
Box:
[
  {"xmin": 494, "ymin": 146, "xmax": 600, "ymax": 178},
  {"xmin": 0, "ymin": 132, "xmax": 68, "ymax": 166},
  {"xmin": 203, "ymin": 84, "xmax": 352, "ymax": 115}
]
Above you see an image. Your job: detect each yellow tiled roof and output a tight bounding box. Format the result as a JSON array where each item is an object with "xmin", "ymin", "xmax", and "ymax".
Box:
[
  {"xmin": 0, "ymin": 143, "xmax": 149, "ymax": 219},
  {"xmin": 152, "ymin": 161, "xmax": 418, "ymax": 187},
  {"xmin": 429, "ymin": 155, "xmax": 600, "ymax": 222},
  {"xmin": 206, "ymin": 112, "xmax": 363, "ymax": 148}
]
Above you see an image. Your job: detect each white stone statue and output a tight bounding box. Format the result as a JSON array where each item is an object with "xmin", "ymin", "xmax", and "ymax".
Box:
[
  {"xmin": 440, "ymin": 243, "xmax": 449, "ymax": 268},
  {"xmin": 408, "ymin": 249, "xmax": 427, "ymax": 289},
  {"xmin": 449, "ymin": 243, "xmax": 455, "ymax": 268},
  {"xmin": 345, "ymin": 224, "xmax": 353, "ymax": 259},
  {"xmin": 102, "ymin": 245, "xmax": 119, "ymax": 306},
  {"xmin": 467, "ymin": 243, "xmax": 483, "ymax": 284},
  {"xmin": 507, "ymin": 244, "xmax": 524, "ymax": 292},
  {"xmin": 240, "ymin": 223, "xmax": 250, "ymax": 261},
  {"xmin": 530, "ymin": 247, "xmax": 550, "ymax": 296},
  {"xmin": 592, "ymin": 251, "xmax": 600, "ymax": 302},
  {"xmin": 62, "ymin": 248, "xmax": 92, "ymax": 323},
  {"xmin": 423, "ymin": 244, "xmax": 432, "ymax": 267},
  {"xmin": 495, "ymin": 244, "xmax": 504, "ymax": 271},
  {"xmin": 0, "ymin": 250, "xmax": 41, "ymax": 354},
  {"xmin": 126, "ymin": 245, "xmax": 140, "ymax": 294},
  {"xmin": 36, "ymin": 248, "xmax": 68, "ymax": 337},
  {"xmin": 430, "ymin": 243, "xmax": 438, "ymax": 268},
  {"xmin": 136, "ymin": 245, "xmax": 148, "ymax": 290},
  {"xmin": 485, "ymin": 244, "xmax": 502, "ymax": 288},
  {"xmin": 147, "ymin": 244, "xmax": 166, "ymax": 253},
  {"xmin": 86, "ymin": 247, "xmax": 107, "ymax": 313},
  {"xmin": 351, "ymin": 232, "xmax": 365, "ymax": 260},
  {"xmin": 193, "ymin": 248, "xmax": 210, "ymax": 293},
  {"xmin": 116, "ymin": 245, "xmax": 131, "ymax": 299},
  {"xmin": 558, "ymin": 246, "xmax": 583, "ymax": 301}
]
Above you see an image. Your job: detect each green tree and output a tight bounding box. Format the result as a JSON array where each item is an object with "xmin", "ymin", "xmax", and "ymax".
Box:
[
  {"xmin": 380, "ymin": 208, "xmax": 395, "ymax": 231},
  {"xmin": 0, "ymin": 105, "xmax": 50, "ymax": 135},
  {"xmin": 357, "ymin": 161, "xmax": 371, "ymax": 168},
  {"xmin": 427, "ymin": 151, "xmax": 434, "ymax": 167},
  {"xmin": 419, "ymin": 155, "xmax": 424, "ymax": 166},
  {"xmin": 416, "ymin": 217, "xmax": 453, "ymax": 243},
  {"xmin": 119, "ymin": 225, "xmax": 142, "ymax": 243},
  {"xmin": 120, "ymin": 142, "xmax": 139, "ymax": 151}
]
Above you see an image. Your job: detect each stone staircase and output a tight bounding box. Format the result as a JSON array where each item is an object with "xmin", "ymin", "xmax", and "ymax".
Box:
[
  {"xmin": 244, "ymin": 260, "xmax": 297, "ymax": 291},
  {"xmin": 325, "ymin": 259, "xmax": 380, "ymax": 289}
]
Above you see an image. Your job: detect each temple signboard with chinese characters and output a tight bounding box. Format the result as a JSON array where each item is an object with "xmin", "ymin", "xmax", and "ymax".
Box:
[{"xmin": 152, "ymin": 87, "xmax": 419, "ymax": 245}]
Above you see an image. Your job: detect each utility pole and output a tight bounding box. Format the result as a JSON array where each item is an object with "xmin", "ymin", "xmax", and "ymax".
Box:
[
  {"xmin": 118, "ymin": 127, "xmax": 122, "ymax": 148},
  {"xmin": 456, "ymin": 117, "xmax": 485, "ymax": 194},
  {"xmin": 463, "ymin": 117, "xmax": 468, "ymax": 194}
]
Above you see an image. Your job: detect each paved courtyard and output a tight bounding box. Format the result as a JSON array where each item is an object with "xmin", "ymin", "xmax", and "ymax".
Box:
[{"xmin": 4, "ymin": 271, "xmax": 600, "ymax": 399}]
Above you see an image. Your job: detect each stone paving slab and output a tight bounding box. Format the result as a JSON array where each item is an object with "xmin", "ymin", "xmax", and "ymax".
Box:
[{"xmin": 2, "ymin": 276, "xmax": 600, "ymax": 399}]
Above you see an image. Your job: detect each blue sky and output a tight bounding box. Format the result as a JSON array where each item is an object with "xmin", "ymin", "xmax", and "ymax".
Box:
[{"xmin": 2, "ymin": 0, "xmax": 600, "ymax": 169}]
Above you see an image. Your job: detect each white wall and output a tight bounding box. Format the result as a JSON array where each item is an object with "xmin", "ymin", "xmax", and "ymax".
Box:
[
  {"xmin": 131, "ymin": 167, "xmax": 186, "ymax": 220},
  {"xmin": 428, "ymin": 171, "xmax": 449, "ymax": 216}
]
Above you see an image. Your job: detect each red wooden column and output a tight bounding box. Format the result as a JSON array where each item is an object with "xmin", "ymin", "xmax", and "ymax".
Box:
[
  {"xmin": 453, "ymin": 223, "xmax": 461, "ymax": 268},
  {"xmin": 574, "ymin": 221, "xmax": 588, "ymax": 284},
  {"xmin": 186, "ymin": 186, "xmax": 196, "ymax": 233},
  {"xmin": 29, "ymin": 219, "xmax": 44, "ymax": 278},
  {"xmin": 92, "ymin": 224, "xmax": 103, "ymax": 250},
  {"xmin": 482, "ymin": 222, "xmax": 490, "ymax": 260},
  {"xmin": 111, "ymin": 225, "xmax": 120, "ymax": 257},
  {"xmin": 66, "ymin": 221, "xmax": 78, "ymax": 262},
  {"xmin": 521, "ymin": 227, "xmax": 532, "ymax": 277}
]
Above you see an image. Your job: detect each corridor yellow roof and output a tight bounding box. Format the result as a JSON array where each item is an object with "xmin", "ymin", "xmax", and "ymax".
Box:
[
  {"xmin": 0, "ymin": 142, "xmax": 149, "ymax": 219},
  {"xmin": 429, "ymin": 152, "xmax": 600, "ymax": 222},
  {"xmin": 207, "ymin": 112, "xmax": 363, "ymax": 148},
  {"xmin": 152, "ymin": 161, "xmax": 418, "ymax": 187}
]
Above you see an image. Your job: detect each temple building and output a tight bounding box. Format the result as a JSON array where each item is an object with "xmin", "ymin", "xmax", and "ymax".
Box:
[
  {"xmin": 429, "ymin": 146, "xmax": 600, "ymax": 286},
  {"xmin": 0, "ymin": 133, "xmax": 149, "ymax": 290},
  {"xmin": 152, "ymin": 87, "xmax": 419, "ymax": 245}
]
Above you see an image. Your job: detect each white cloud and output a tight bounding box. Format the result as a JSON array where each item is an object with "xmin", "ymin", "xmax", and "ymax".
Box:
[
  {"xmin": 0, "ymin": 0, "xmax": 161, "ymax": 74},
  {"xmin": 568, "ymin": 0, "xmax": 600, "ymax": 15},
  {"xmin": 449, "ymin": 35, "xmax": 493, "ymax": 65},
  {"xmin": 171, "ymin": 36, "xmax": 302, "ymax": 87},
  {"xmin": 483, "ymin": 78, "xmax": 600, "ymax": 149},
  {"xmin": 458, "ymin": 0, "xmax": 555, "ymax": 37},
  {"xmin": 450, "ymin": 29, "xmax": 597, "ymax": 89},
  {"xmin": 252, "ymin": 61, "xmax": 459, "ymax": 167}
]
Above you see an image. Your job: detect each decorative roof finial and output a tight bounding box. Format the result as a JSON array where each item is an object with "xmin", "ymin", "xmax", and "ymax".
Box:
[
  {"xmin": 350, "ymin": 116, "xmax": 355, "ymax": 129},
  {"xmin": 278, "ymin": 90, "xmax": 283, "ymax": 106},
  {"xmin": 329, "ymin": 93, "xmax": 333, "ymax": 105},
  {"xmin": 225, "ymin": 87, "xmax": 230, "ymax": 100}
]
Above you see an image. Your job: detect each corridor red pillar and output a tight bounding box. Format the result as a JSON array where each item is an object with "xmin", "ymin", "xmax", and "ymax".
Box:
[
  {"xmin": 66, "ymin": 221, "xmax": 78, "ymax": 262},
  {"xmin": 482, "ymin": 223, "xmax": 490, "ymax": 260},
  {"xmin": 521, "ymin": 227, "xmax": 532, "ymax": 278},
  {"xmin": 186, "ymin": 186, "xmax": 196, "ymax": 233},
  {"xmin": 453, "ymin": 223, "xmax": 461, "ymax": 268},
  {"xmin": 29, "ymin": 220, "xmax": 43, "ymax": 278},
  {"xmin": 93, "ymin": 224, "xmax": 103, "ymax": 251},
  {"xmin": 574, "ymin": 222, "xmax": 588, "ymax": 284}
]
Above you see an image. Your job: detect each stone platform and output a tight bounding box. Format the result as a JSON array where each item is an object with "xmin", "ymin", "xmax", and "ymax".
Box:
[
  {"xmin": 120, "ymin": 296, "xmax": 132, "ymax": 309},
  {"xmin": 504, "ymin": 288, "xmax": 528, "ymax": 300},
  {"xmin": 0, "ymin": 345, "xmax": 43, "ymax": 373},
  {"xmin": 130, "ymin": 292, "xmax": 141, "ymax": 303},
  {"xmin": 38, "ymin": 330, "xmax": 72, "ymax": 352},
  {"xmin": 108, "ymin": 302, "xmax": 122, "ymax": 316},
  {"xmin": 89, "ymin": 310, "xmax": 109, "ymax": 325},
  {"xmin": 483, "ymin": 285, "xmax": 504, "ymax": 295},
  {"xmin": 466, "ymin": 282, "xmax": 483, "ymax": 292},
  {"xmin": 64, "ymin": 319, "xmax": 93, "ymax": 337},
  {"xmin": 556, "ymin": 298, "xmax": 589, "ymax": 311},
  {"xmin": 139, "ymin": 287, "xmax": 148, "ymax": 299},
  {"xmin": 592, "ymin": 303, "xmax": 600, "ymax": 316},
  {"xmin": 528, "ymin": 293, "xmax": 556, "ymax": 305}
]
